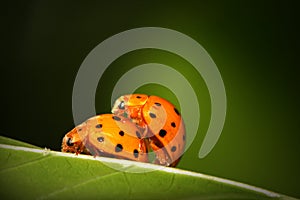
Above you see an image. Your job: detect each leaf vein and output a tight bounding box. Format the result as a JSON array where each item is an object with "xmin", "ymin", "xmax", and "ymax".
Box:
[
  {"xmin": 38, "ymin": 167, "xmax": 131, "ymax": 200},
  {"xmin": 0, "ymin": 154, "xmax": 52, "ymax": 173}
]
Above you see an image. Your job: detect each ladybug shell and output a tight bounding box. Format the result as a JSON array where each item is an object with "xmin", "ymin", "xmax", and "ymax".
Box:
[
  {"xmin": 112, "ymin": 94, "xmax": 186, "ymax": 166},
  {"xmin": 62, "ymin": 114, "xmax": 148, "ymax": 163}
]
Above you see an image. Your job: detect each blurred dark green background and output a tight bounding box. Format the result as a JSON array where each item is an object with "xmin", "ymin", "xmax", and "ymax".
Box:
[{"xmin": 2, "ymin": 1, "xmax": 299, "ymax": 198}]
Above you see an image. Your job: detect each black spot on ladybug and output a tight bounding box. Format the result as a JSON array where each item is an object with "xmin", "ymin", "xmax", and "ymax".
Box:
[
  {"xmin": 153, "ymin": 139, "xmax": 164, "ymax": 148},
  {"xmin": 174, "ymin": 108, "xmax": 180, "ymax": 116},
  {"xmin": 133, "ymin": 149, "xmax": 139, "ymax": 158},
  {"xmin": 115, "ymin": 144, "xmax": 123, "ymax": 152},
  {"xmin": 159, "ymin": 129, "xmax": 167, "ymax": 137},
  {"xmin": 95, "ymin": 124, "xmax": 102, "ymax": 128},
  {"xmin": 112, "ymin": 116, "xmax": 121, "ymax": 121},
  {"xmin": 97, "ymin": 137, "xmax": 104, "ymax": 142},
  {"xmin": 136, "ymin": 131, "xmax": 141, "ymax": 139},
  {"xmin": 171, "ymin": 122, "xmax": 176, "ymax": 128},
  {"xmin": 154, "ymin": 102, "xmax": 161, "ymax": 106},
  {"xmin": 183, "ymin": 134, "xmax": 186, "ymax": 141},
  {"xmin": 118, "ymin": 101, "xmax": 125, "ymax": 110},
  {"xmin": 136, "ymin": 96, "xmax": 142, "ymax": 99},
  {"xmin": 119, "ymin": 130, "xmax": 124, "ymax": 136},
  {"xmin": 171, "ymin": 146, "xmax": 177, "ymax": 152},
  {"xmin": 66, "ymin": 138, "xmax": 74, "ymax": 146},
  {"xmin": 149, "ymin": 112, "xmax": 156, "ymax": 118}
]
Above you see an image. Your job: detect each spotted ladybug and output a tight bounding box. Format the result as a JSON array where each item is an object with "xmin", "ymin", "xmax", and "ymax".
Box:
[
  {"xmin": 112, "ymin": 94, "xmax": 186, "ymax": 167},
  {"xmin": 62, "ymin": 114, "xmax": 148, "ymax": 163}
]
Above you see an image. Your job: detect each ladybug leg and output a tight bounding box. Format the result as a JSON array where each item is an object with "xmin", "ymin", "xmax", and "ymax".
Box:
[
  {"xmin": 168, "ymin": 157, "xmax": 181, "ymax": 167},
  {"xmin": 153, "ymin": 152, "xmax": 171, "ymax": 166},
  {"xmin": 150, "ymin": 141, "xmax": 172, "ymax": 166},
  {"xmin": 82, "ymin": 146, "xmax": 91, "ymax": 155},
  {"xmin": 75, "ymin": 142, "xmax": 86, "ymax": 155}
]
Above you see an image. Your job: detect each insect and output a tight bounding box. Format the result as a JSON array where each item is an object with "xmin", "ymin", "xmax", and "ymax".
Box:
[
  {"xmin": 112, "ymin": 94, "xmax": 186, "ymax": 167},
  {"xmin": 62, "ymin": 114, "xmax": 148, "ymax": 163},
  {"xmin": 62, "ymin": 94, "xmax": 185, "ymax": 167}
]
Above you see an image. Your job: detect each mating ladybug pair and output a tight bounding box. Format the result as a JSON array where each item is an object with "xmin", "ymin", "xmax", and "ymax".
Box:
[{"xmin": 61, "ymin": 94, "xmax": 186, "ymax": 167}]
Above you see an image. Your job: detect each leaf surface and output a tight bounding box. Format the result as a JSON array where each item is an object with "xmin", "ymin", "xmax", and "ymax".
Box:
[{"xmin": 0, "ymin": 136, "xmax": 297, "ymax": 200}]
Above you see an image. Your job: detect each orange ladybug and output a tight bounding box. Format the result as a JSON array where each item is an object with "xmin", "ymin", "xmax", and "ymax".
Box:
[
  {"xmin": 112, "ymin": 94, "xmax": 186, "ymax": 167},
  {"xmin": 62, "ymin": 114, "xmax": 148, "ymax": 163}
]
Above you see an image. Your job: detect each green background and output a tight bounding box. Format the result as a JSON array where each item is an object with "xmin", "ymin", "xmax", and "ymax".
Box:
[{"xmin": 2, "ymin": 1, "xmax": 299, "ymax": 198}]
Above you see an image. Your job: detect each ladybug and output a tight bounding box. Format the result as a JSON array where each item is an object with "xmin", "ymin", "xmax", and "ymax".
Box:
[
  {"xmin": 62, "ymin": 114, "xmax": 148, "ymax": 163},
  {"xmin": 112, "ymin": 94, "xmax": 186, "ymax": 167}
]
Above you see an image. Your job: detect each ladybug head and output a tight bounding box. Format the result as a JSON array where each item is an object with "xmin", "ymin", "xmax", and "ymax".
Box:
[
  {"xmin": 111, "ymin": 94, "xmax": 148, "ymax": 120},
  {"xmin": 111, "ymin": 95, "xmax": 127, "ymax": 116},
  {"xmin": 61, "ymin": 128, "xmax": 90, "ymax": 155}
]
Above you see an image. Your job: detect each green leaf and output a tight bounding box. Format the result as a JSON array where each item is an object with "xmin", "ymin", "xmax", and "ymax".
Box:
[
  {"xmin": 0, "ymin": 136, "xmax": 39, "ymax": 148},
  {"xmin": 0, "ymin": 136, "xmax": 297, "ymax": 200}
]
